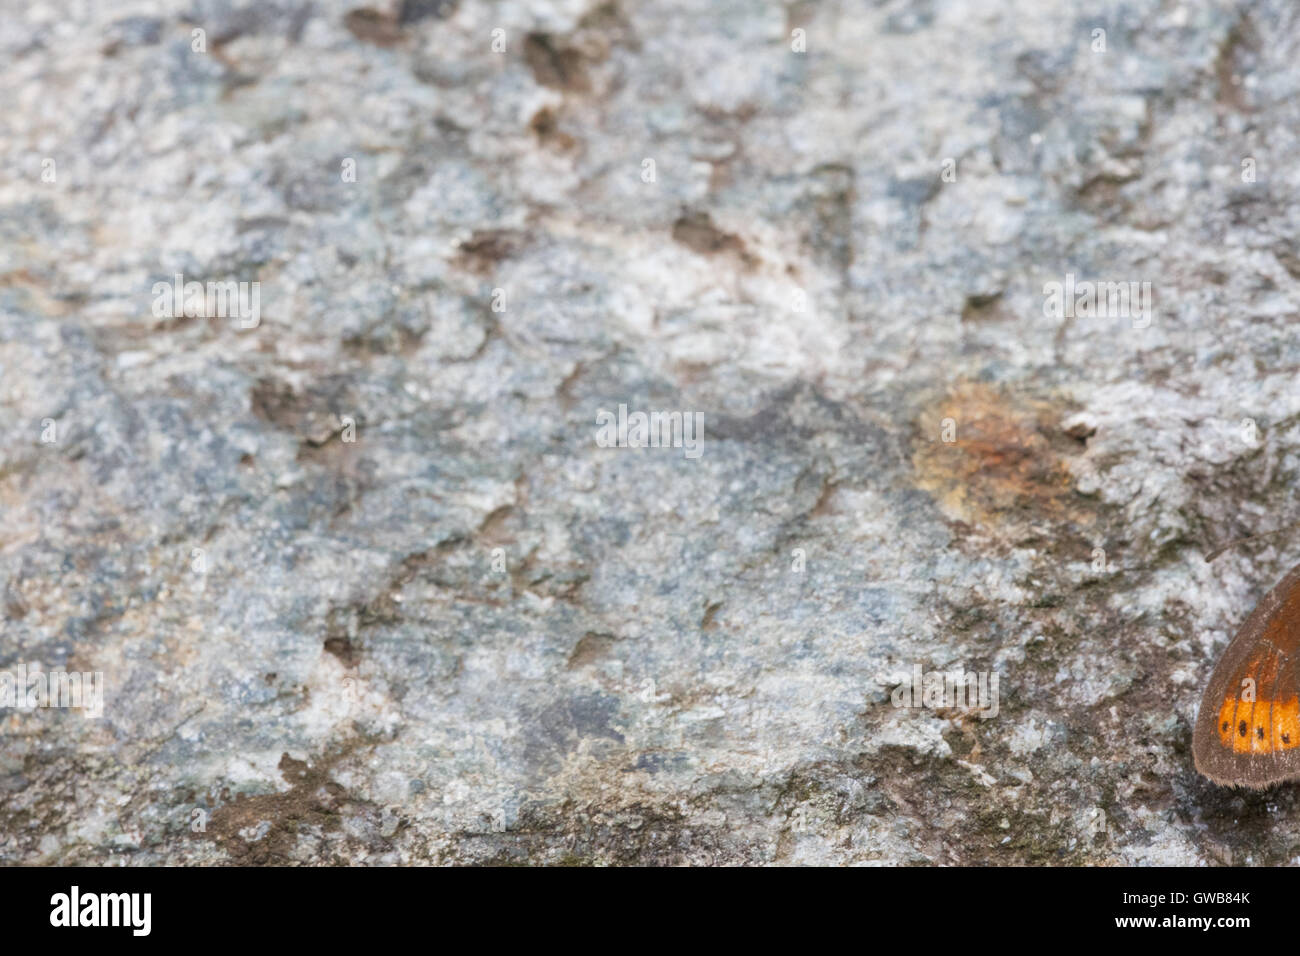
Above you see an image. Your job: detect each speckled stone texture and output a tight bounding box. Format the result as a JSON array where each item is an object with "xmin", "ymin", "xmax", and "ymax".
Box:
[{"xmin": 2, "ymin": 0, "xmax": 1300, "ymax": 865}]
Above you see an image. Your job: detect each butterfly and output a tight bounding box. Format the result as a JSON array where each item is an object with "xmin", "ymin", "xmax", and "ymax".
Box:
[{"xmin": 1194, "ymin": 563, "xmax": 1300, "ymax": 787}]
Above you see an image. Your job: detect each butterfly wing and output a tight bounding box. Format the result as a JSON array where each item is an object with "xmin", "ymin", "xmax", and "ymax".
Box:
[{"xmin": 1194, "ymin": 563, "xmax": 1300, "ymax": 787}]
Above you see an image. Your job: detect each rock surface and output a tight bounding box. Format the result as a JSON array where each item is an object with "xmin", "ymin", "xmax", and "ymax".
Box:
[{"xmin": 2, "ymin": 0, "xmax": 1300, "ymax": 864}]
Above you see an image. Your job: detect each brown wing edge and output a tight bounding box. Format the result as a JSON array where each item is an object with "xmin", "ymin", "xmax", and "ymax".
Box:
[{"xmin": 1193, "ymin": 563, "xmax": 1300, "ymax": 788}]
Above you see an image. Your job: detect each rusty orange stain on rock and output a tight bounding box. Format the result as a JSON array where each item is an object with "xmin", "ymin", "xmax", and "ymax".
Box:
[{"xmin": 912, "ymin": 381, "xmax": 1086, "ymax": 530}]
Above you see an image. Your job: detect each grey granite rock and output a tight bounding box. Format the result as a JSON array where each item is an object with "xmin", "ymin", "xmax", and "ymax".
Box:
[{"xmin": 1, "ymin": 0, "xmax": 1299, "ymax": 865}]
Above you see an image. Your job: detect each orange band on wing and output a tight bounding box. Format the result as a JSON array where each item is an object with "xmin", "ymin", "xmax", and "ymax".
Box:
[{"xmin": 1216, "ymin": 694, "xmax": 1300, "ymax": 752}]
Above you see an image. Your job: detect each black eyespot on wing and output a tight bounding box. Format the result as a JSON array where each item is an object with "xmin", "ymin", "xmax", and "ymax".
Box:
[{"xmin": 1239, "ymin": 720, "xmax": 1249, "ymax": 737}]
